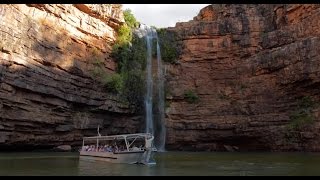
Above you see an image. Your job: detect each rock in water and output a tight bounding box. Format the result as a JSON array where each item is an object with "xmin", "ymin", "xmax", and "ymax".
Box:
[{"xmin": 54, "ymin": 145, "xmax": 72, "ymax": 152}]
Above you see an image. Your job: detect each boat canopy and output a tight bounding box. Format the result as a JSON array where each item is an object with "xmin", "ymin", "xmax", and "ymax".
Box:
[{"xmin": 82, "ymin": 133, "xmax": 152, "ymax": 141}]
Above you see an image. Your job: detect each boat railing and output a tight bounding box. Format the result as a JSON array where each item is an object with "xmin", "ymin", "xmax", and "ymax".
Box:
[{"xmin": 81, "ymin": 132, "xmax": 155, "ymax": 153}]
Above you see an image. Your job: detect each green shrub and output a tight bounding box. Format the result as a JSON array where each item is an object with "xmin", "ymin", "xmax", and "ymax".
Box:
[
  {"xmin": 117, "ymin": 25, "xmax": 132, "ymax": 44},
  {"xmin": 122, "ymin": 70, "xmax": 145, "ymax": 111},
  {"xmin": 91, "ymin": 66, "xmax": 103, "ymax": 78},
  {"xmin": 88, "ymin": 10, "xmax": 146, "ymax": 102},
  {"xmin": 130, "ymin": 36, "xmax": 147, "ymax": 69},
  {"xmin": 90, "ymin": 61, "xmax": 123, "ymax": 94},
  {"xmin": 184, "ymin": 90, "xmax": 199, "ymax": 103},
  {"xmin": 157, "ymin": 28, "xmax": 179, "ymax": 63},
  {"xmin": 109, "ymin": 9, "xmax": 146, "ymax": 111},
  {"xmin": 91, "ymin": 47, "xmax": 101, "ymax": 57},
  {"xmin": 101, "ymin": 73, "xmax": 123, "ymax": 94},
  {"xmin": 298, "ymin": 96, "xmax": 315, "ymax": 109},
  {"xmin": 123, "ymin": 9, "xmax": 139, "ymax": 28},
  {"xmin": 287, "ymin": 96, "xmax": 316, "ymax": 131},
  {"xmin": 92, "ymin": 58, "xmax": 103, "ymax": 66},
  {"xmin": 165, "ymin": 101, "xmax": 171, "ymax": 109},
  {"xmin": 113, "ymin": 9, "xmax": 139, "ymax": 47},
  {"xmin": 288, "ymin": 109, "xmax": 313, "ymax": 130}
]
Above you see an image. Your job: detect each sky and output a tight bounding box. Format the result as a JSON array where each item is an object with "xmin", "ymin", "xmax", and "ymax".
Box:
[{"xmin": 122, "ymin": 4, "xmax": 211, "ymax": 28}]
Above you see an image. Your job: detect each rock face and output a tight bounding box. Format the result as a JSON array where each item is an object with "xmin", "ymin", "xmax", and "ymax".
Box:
[
  {"xmin": 0, "ymin": 4, "xmax": 143, "ymax": 150},
  {"xmin": 2, "ymin": 4, "xmax": 320, "ymax": 152},
  {"xmin": 165, "ymin": 4, "xmax": 320, "ymax": 151}
]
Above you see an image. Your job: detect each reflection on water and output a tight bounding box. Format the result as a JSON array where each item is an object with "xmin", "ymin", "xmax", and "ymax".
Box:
[
  {"xmin": 1, "ymin": 151, "xmax": 320, "ymax": 175},
  {"xmin": 0, "ymin": 153, "xmax": 79, "ymax": 176}
]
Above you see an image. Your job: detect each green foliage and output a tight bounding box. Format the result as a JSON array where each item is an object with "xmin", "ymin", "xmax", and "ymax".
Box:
[
  {"xmin": 117, "ymin": 25, "xmax": 132, "ymax": 44},
  {"xmin": 112, "ymin": 43, "xmax": 131, "ymax": 72},
  {"xmin": 109, "ymin": 9, "xmax": 146, "ymax": 111},
  {"xmin": 132, "ymin": 37, "xmax": 147, "ymax": 68},
  {"xmin": 91, "ymin": 66, "xmax": 103, "ymax": 78},
  {"xmin": 157, "ymin": 28, "xmax": 179, "ymax": 63},
  {"xmin": 123, "ymin": 9, "xmax": 139, "ymax": 28},
  {"xmin": 112, "ymin": 9, "xmax": 139, "ymax": 52},
  {"xmin": 287, "ymin": 96, "xmax": 316, "ymax": 131},
  {"xmin": 92, "ymin": 58, "xmax": 103, "ymax": 66},
  {"xmin": 90, "ymin": 59, "xmax": 123, "ymax": 94},
  {"xmin": 165, "ymin": 101, "xmax": 171, "ymax": 109},
  {"xmin": 101, "ymin": 73, "xmax": 123, "ymax": 94},
  {"xmin": 114, "ymin": 34, "xmax": 146, "ymax": 111},
  {"xmin": 113, "ymin": 9, "xmax": 139, "ymax": 47},
  {"xmin": 122, "ymin": 70, "xmax": 145, "ymax": 111},
  {"xmin": 288, "ymin": 109, "xmax": 313, "ymax": 130},
  {"xmin": 298, "ymin": 96, "xmax": 316, "ymax": 109},
  {"xmin": 184, "ymin": 90, "xmax": 199, "ymax": 104},
  {"xmin": 91, "ymin": 47, "xmax": 100, "ymax": 57}
]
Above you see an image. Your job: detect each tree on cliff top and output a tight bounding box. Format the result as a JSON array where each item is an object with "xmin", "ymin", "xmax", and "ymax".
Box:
[
  {"xmin": 123, "ymin": 9, "xmax": 139, "ymax": 28},
  {"xmin": 109, "ymin": 9, "xmax": 145, "ymax": 112}
]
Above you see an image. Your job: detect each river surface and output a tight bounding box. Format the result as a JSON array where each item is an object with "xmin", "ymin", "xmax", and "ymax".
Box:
[{"xmin": 0, "ymin": 151, "xmax": 320, "ymax": 176}]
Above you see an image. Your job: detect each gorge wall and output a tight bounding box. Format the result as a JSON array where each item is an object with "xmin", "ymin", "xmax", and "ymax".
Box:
[
  {"xmin": 165, "ymin": 4, "xmax": 320, "ymax": 151},
  {"xmin": 0, "ymin": 4, "xmax": 143, "ymax": 150},
  {"xmin": 1, "ymin": 4, "xmax": 320, "ymax": 152}
]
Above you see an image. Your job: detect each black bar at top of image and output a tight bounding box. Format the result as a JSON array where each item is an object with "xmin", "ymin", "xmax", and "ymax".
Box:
[{"xmin": 2, "ymin": 0, "xmax": 317, "ymax": 5}]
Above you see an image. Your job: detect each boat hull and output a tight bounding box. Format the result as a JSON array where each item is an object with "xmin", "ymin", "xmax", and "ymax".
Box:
[{"xmin": 79, "ymin": 151, "xmax": 148, "ymax": 164}]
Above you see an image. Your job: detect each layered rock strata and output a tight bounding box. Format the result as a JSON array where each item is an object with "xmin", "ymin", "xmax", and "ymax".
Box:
[
  {"xmin": 165, "ymin": 4, "xmax": 320, "ymax": 151},
  {"xmin": 0, "ymin": 4, "xmax": 142, "ymax": 150}
]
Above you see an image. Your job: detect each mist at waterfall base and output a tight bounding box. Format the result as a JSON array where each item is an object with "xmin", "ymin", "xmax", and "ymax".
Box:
[{"xmin": 135, "ymin": 25, "xmax": 166, "ymax": 152}]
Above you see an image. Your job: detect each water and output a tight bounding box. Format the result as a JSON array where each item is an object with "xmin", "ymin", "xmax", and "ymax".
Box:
[
  {"xmin": 145, "ymin": 29, "xmax": 154, "ymax": 136},
  {"xmin": 139, "ymin": 24, "xmax": 166, "ymax": 150},
  {"xmin": 1, "ymin": 152, "xmax": 320, "ymax": 176},
  {"xmin": 156, "ymin": 41, "xmax": 165, "ymax": 151}
]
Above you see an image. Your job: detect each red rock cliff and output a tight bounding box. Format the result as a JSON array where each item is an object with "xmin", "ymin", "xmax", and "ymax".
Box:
[
  {"xmin": 165, "ymin": 4, "xmax": 320, "ymax": 151},
  {"xmin": 0, "ymin": 4, "xmax": 142, "ymax": 150}
]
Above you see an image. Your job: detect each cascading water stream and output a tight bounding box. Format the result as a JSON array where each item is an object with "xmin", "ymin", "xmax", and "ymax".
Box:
[
  {"xmin": 145, "ymin": 28, "xmax": 154, "ymax": 136},
  {"xmin": 136, "ymin": 24, "xmax": 166, "ymax": 151},
  {"xmin": 156, "ymin": 40, "xmax": 166, "ymax": 152}
]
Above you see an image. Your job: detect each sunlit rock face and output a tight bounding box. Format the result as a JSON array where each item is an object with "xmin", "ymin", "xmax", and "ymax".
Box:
[
  {"xmin": 165, "ymin": 4, "xmax": 320, "ymax": 151},
  {"xmin": 0, "ymin": 4, "xmax": 143, "ymax": 150},
  {"xmin": 2, "ymin": 4, "xmax": 320, "ymax": 152}
]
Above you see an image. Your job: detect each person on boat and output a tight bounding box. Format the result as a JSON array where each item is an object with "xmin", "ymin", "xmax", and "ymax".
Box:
[
  {"xmin": 98, "ymin": 145, "xmax": 103, "ymax": 152},
  {"xmin": 90, "ymin": 145, "xmax": 96, "ymax": 151},
  {"xmin": 114, "ymin": 145, "xmax": 119, "ymax": 152},
  {"xmin": 132, "ymin": 145, "xmax": 139, "ymax": 151},
  {"xmin": 108, "ymin": 146, "xmax": 113, "ymax": 152},
  {"xmin": 104, "ymin": 145, "xmax": 111, "ymax": 152},
  {"xmin": 120, "ymin": 145, "xmax": 125, "ymax": 151}
]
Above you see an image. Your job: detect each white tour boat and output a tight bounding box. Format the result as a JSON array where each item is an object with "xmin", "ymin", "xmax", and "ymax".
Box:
[{"xmin": 79, "ymin": 129, "xmax": 157, "ymax": 165}]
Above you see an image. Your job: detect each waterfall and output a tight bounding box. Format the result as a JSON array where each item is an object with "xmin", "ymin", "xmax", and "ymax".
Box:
[
  {"xmin": 145, "ymin": 28, "xmax": 154, "ymax": 136},
  {"xmin": 136, "ymin": 24, "xmax": 166, "ymax": 151},
  {"xmin": 156, "ymin": 41, "xmax": 166, "ymax": 151}
]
